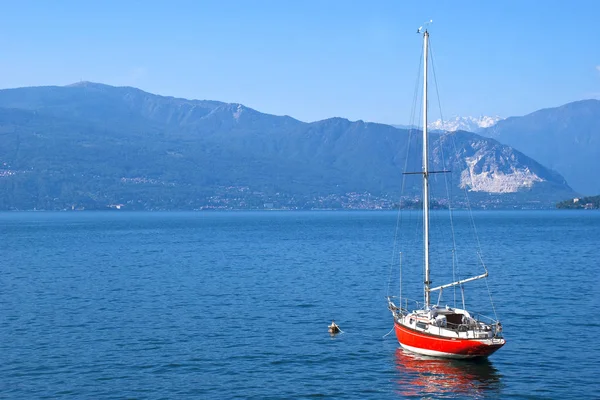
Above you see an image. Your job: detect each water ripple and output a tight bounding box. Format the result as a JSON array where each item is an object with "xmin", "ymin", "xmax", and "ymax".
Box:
[{"xmin": 1, "ymin": 211, "xmax": 599, "ymax": 398}]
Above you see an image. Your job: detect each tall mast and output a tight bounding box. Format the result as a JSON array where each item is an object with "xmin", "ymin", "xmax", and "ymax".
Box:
[{"xmin": 422, "ymin": 30, "xmax": 431, "ymax": 307}]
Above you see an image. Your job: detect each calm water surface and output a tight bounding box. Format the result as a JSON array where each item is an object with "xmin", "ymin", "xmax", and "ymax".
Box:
[{"xmin": 1, "ymin": 211, "xmax": 599, "ymax": 399}]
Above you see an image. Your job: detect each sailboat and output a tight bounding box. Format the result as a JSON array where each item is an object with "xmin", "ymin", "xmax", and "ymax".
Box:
[{"xmin": 386, "ymin": 28, "xmax": 505, "ymax": 359}]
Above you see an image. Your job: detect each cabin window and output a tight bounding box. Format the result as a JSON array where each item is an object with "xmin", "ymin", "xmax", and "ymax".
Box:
[
  {"xmin": 445, "ymin": 313, "xmax": 463, "ymax": 326},
  {"xmin": 416, "ymin": 322, "xmax": 427, "ymax": 330}
]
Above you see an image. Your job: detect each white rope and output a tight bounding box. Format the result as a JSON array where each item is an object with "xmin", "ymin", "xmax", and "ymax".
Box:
[{"xmin": 382, "ymin": 326, "xmax": 396, "ymax": 338}]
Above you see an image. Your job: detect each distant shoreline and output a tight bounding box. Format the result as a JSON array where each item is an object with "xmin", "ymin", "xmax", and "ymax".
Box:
[{"xmin": 1, "ymin": 208, "xmax": 597, "ymax": 213}]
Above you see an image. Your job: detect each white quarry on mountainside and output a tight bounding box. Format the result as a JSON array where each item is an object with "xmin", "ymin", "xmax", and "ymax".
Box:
[
  {"xmin": 460, "ymin": 154, "xmax": 544, "ymax": 193},
  {"xmin": 429, "ymin": 116, "xmax": 503, "ymax": 132}
]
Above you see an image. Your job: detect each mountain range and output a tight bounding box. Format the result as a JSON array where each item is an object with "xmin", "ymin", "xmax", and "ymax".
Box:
[{"xmin": 0, "ymin": 82, "xmax": 587, "ymax": 210}]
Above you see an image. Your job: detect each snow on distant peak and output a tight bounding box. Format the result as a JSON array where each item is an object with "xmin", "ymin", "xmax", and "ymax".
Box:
[
  {"xmin": 428, "ymin": 115, "xmax": 503, "ymax": 132},
  {"xmin": 233, "ymin": 104, "xmax": 243, "ymax": 120}
]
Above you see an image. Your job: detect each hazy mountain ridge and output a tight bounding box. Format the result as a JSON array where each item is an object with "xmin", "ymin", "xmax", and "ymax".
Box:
[
  {"xmin": 0, "ymin": 83, "xmax": 575, "ymax": 210},
  {"xmin": 480, "ymin": 99, "xmax": 600, "ymax": 194}
]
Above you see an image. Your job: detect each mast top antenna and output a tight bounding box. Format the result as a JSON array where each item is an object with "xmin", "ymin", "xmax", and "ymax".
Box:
[{"xmin": 416, "ymin": 19, "xmax": 433, "ymax": 34}]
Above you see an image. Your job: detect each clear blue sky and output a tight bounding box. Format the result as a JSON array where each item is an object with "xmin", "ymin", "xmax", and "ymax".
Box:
[{"xmin": 0, "ymin": 1, "xmax": 598, "ymax": 124}]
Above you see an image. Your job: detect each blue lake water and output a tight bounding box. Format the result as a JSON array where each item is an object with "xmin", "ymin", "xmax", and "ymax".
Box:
[{"xmin": 1, "ymin": 211, "xmax": 599, "ymax": 399}]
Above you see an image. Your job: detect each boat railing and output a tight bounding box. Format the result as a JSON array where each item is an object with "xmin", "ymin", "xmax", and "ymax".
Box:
[
  {"xmin": 387, "ymin": 296, "xmax": 504, "ymax": 337},
  {"xmin": 387, "ymin": 296, "xmax": 421, "ymax": 318},
  {"xmin": 468, "ymin": 312, "xmax": 504, "ymax": 338},
  {"xmin": 442, "ymin": 311, "xmax": 503, "ymax": 337},
  {"xmin": 386, "ymin": 296, "xmax": 425, "ymax": 314}
]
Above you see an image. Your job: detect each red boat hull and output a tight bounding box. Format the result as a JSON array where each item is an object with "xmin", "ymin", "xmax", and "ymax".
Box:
[{"xmin": 394, "ymin": 322, "xmax": 504, "ymax": 359}]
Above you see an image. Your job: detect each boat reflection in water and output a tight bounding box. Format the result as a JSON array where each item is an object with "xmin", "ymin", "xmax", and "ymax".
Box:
[{"xmin": 393, "ymin": 348, "xmax": 502, "ymax": 398}]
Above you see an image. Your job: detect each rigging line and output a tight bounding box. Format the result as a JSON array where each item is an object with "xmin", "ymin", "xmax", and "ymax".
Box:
[
  {"xmin": 429, "ymin": 43, "xmax": 497, "ymax": 318},
  {"xmin": 398, "ymin": 101, "xmax": 421, "ymax": 299},
  {"xmin": 399, "ymin": 251, "xmax": 402, "ymax": 307},
  {"xmin": 453, "ymin": 138, "xmax": 498, "ymax": 316},
  {"xmin": 452, "ymin": 249, "xmax": 457, "ymax": 307},
  {"xmin": 479, "ymin": 251, "xmax": 499, "ymax": 321},
  {"xmin": 387, "ymin": 42, "xmax": 423, "ymax": 299},
  {"xmin": 414, "ymin": 43, "xmax": 424, "ymax": 304},
  {"xmin": 450, "ymin": 173, "xmax": 465, "ymax": 308},
  {"xmin": 429, "ymin": 38, "xmax": 463, "ymax": 307},
  {"xmin": 388, "ymin": 111, "xmax": 418, "ymax": 298},
  {"xmin": 417, "ymin": 94, "xmax": 426, "ymax": 306}
]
